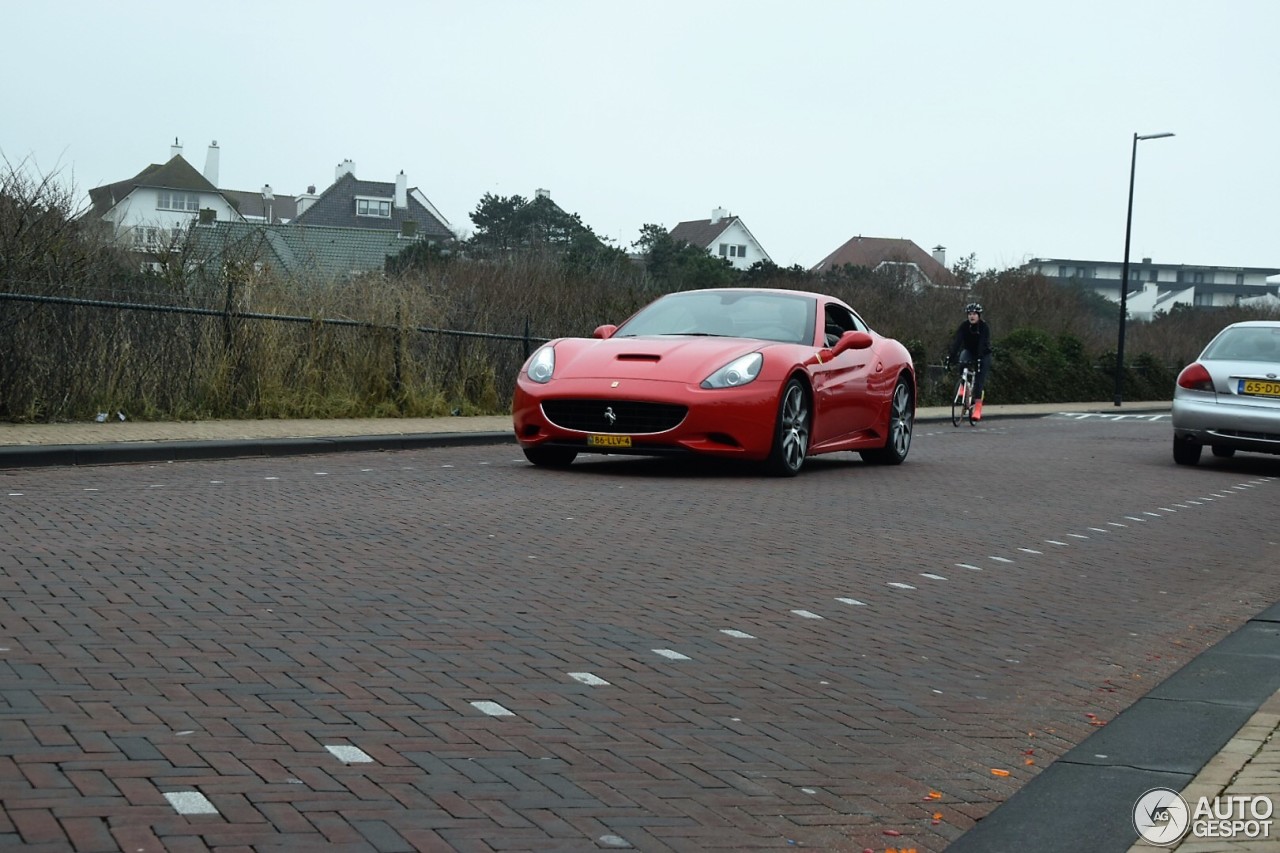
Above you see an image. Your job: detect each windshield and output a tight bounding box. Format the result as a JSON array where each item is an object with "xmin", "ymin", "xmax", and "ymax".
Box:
[
  {"xmin": 614, "ymin": 291, "xmax": 817, "ymax": 345},
  {"xmin": 1202, "ymin": 326, "xmax": 1280, "ymax": 363}
]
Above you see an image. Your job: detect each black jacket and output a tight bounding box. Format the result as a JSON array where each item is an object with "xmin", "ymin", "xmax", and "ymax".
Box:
[{"xmin": 949, "ymin": 318, "xmax": 992, "ymax": 362}]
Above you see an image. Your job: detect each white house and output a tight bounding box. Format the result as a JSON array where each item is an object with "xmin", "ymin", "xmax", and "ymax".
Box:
[
  {"xmin": 86, "ymin": 139, "xmax": 245, "ymax": 250},
  {"xmin": 1022, "ymin": 256, "xmax": 1280, "ymax": 320},
  {"xmin": 669, "ymin": 208, "xmax": 771, "ymax": 270}
]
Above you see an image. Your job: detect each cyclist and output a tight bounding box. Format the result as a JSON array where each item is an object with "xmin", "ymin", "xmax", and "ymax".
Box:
[{"xmin": 946, "ymin": 302, "xmax": 992, "ymax": 420}]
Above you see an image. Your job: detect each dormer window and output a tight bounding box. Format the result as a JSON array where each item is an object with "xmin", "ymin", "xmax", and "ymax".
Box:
[
  {"xmin": 157, "ymin": 191, "xmax": 199, "ymax": 212},
  {"xmin": 356, "ymin": 197, "xmax": 392, "ymax": 218}
]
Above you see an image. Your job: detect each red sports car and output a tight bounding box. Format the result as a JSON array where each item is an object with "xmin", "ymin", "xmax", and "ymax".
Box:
[{"xmin": 512, "ymin": 287, "xmax": 915, "ymax": 476}]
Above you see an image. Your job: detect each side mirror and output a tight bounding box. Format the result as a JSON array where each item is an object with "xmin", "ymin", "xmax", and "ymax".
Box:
[
  {"xmin": 831, "ymin": 330, "xmax": 873, "ymax": 355},
  {"xmin": 593, "ymin": 324, "xmax": 617, "ymax": 339}
]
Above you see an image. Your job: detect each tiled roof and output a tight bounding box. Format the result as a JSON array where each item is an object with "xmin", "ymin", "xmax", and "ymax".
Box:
[
  {"xmin": 87, "ymin": 155, "xmax": 218, "ymax": 217},
  {"xmin": 294, "ymin": 174, "xmax": 453, "ymax": 240},
  {"xmin": 812, "ymin": 236, "xmax": 956, "ymax": 286},
  {"xmin": 221, "ymin": 189, "xmax": 298, "ymax": 224},
  {"xmin": 187, "ymin": 221, "xmax": 442, "ymax": 282},
  {"xmin": 669, "ymin": 216, "xmax": 738, "ymax": 250}
]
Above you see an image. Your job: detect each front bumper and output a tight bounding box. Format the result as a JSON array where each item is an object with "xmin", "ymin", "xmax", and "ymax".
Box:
[{"xmin": 513, "ymin": 376, "xmax": 781, "ymax": 460}]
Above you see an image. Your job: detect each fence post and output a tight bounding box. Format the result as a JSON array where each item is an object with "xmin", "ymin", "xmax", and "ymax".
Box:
[
  {"xmin": 393, "ymin": 305, "xmax": 404, "ymax": 397},
  {"xmin": 523, "ymin": 317, "xmax": 531, "ymax": 361},
  {"xmin": 222, "ymin": 275, "xmax": 235, "ymax": 351}
]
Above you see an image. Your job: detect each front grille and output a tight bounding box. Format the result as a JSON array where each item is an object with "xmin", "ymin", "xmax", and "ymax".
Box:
[{"xmin": 542, "ymin": 399, "xmax": 687, "ymax": 434}]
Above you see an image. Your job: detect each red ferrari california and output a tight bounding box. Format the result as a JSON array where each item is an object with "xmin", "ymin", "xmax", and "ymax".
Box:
[{"xmin": 512, "ymin": 287, "xmax": 915, "ymax": 476}]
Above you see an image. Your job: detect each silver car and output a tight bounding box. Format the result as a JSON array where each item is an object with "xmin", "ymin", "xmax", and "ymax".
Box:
[{"xmin": 1171, "ymin": 320, "xmax": 1280, "ymax": 465}]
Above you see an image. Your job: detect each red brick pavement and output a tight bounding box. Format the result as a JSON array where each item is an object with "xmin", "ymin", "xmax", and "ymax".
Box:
[{"xmin": 0, "ymin": 415, "xmax": 1277, "ymax": 851}]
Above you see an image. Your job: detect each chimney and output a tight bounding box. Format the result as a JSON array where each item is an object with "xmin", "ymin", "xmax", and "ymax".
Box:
[
  {"xmin": 335, "ymin": 159, "xmax": 356, "ymax": 181},
  {"xmin": 295, "ymin": 185, "xmax": 319, "ymax": 217},
  {"xmin": 710, "ymin": 207, "xmax": 728, "ymax": 224},
  {"xmin": 261, "ymin": 184, "xmax": 274, "ymax": 223},
  {"xmin": 395, "ymin": 170, "xmax": 407, "ymax": 209},
  {"xmin": 203, "ymin": 140, "xmax": 220, "ymax": 186},
  {"xmin": 170, "ymin": 137, "xmax": 183, "ymax": 159},
  {"xmin": 535, "ymin": 188, "xmax": 550, "ymax": 199},
  {"xmin": 932, "ymin": 245, "xmax": 947, "ymax": 266}
]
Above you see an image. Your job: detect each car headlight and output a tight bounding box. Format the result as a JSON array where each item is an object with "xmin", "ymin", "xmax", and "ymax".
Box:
[
  {"xmin": 526, "ymin": 345, "xmax": 555, "ymax": 383},
  {"xmin": 701, "ymin": 352, "xmax": 763, "ymax": 389}
]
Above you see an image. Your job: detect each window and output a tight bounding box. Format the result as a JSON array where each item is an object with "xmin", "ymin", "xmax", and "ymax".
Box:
[
  {"xmin": 357, "ymin": 198, "xmax": 391, "ymax": 218},
  {"xmin": 1192, "ymin": 272, "xmax": 1205, "ymax": 284},
  {"xmin": 1237, "ymin": 273, "xmax": 1245, "ymax": 285},
  {"xmin": 1149, "ymin": 270, "xmax": 1158, "ymax": 282},
  {"xmin": 1075, "ymin": 266, "xmax": 1087, "ymax": 279},
  {"xmin": 157, "ymin": 191, "xmax": 199, "ymax": 212},
  {"xmin": 1058, "ymin": 265, "xmax": 1067, "ymax": 278},
  {"xmin": 718, "ymin": 243, "xmax": 728, "ymax": 257},
  {"xmin": 1176, "ymin": 271, "xmax": 1186, "ymax": 283}
]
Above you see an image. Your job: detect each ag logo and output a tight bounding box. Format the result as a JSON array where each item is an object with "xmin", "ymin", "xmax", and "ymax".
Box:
[{"xmin": 1133, "ymin": 788, "xmax": 1190, "ymax": 845}]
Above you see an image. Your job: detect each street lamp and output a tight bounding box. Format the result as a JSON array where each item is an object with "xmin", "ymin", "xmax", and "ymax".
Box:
[{"xmin": 1114, "ymin": 131, "xmax": 1174, "ymax": 406}]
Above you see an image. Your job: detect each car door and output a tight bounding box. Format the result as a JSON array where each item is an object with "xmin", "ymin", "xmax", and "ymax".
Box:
[{"xmin": 808, "ymin": 302, "xmax": 880, "ymax": 447}]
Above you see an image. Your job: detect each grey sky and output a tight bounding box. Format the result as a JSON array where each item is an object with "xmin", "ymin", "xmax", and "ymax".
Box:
[{"xmin": 4, "ymin": 0, "xmax": 1277, "ymax": 271}]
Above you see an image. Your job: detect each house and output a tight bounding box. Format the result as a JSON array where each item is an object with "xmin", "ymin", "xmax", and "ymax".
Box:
[
  {"xmin": 86, "ymin": 139, "xmax": 245, "ymax": 250},
  {"xmin": 1021, "ymin": 256, "xmax": 1280, "ymax": 321},
  {"xmin": 88, "ymin": 142, "xmax": 456, "ymax": 278},
  {"xmin": 669, "ymin": 208, "xmax": 771, "ymax": 270},
  {"xmin": 293, "ymin": 159, "xmax": 454, "ymax": 242},
  {"xmin": 811, "ymin": 236, "xmax": 957, "ymax": 288}
]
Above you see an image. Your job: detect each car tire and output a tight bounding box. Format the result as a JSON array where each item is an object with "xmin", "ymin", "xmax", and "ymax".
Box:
[
  {"xmin": 523, "ymin": 446, "xmax": 578, "ymax": 468},
  {"xmin": 861, "ymin": 376, "xmax": 914, "ymax": 465},
  {"xmin": 1173, "ymin": 436, "xmax": 1202, "ymax": 466},
  {"xmin": 765, "ymin": 378, "xmax": 810, "ymax": 477},
  {"xmin": 1211, "ymin": 445, "xmax": 1236, "ymax": 458}
]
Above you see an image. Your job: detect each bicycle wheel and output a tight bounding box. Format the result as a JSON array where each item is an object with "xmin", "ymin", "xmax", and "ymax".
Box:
[{"xmin": 950, "ymin": 379, "xmax": 967, "ymax": 427}]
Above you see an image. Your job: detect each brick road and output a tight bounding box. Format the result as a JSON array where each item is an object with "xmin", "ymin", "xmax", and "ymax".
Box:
[{"xmin": 1, "ymin": 415, "xmax": 1277, "ymax": 852}]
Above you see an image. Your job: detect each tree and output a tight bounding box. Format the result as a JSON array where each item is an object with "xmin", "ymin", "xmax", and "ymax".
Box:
[{"xmin": 466, "ymin": 192, "xmax": 614, "ymax": 261}]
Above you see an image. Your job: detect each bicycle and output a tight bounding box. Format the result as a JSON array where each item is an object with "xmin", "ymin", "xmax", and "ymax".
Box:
[{"xmin": 949, "ymin": 360, "xmax": 981, "ymax": 427}]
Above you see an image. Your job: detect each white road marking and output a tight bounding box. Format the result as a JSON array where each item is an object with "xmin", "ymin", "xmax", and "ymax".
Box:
[
  {"xmin": 1046, "ymin": 540, "xmax": 1069, "ymax": 546},
  {"xmin": 1108, "ymin": 522, "xmax": 1128, "ymax": 528},
  {"xmin": 1019, "ymin": 548, "xmax": 1042, "ymax": 554},
  {"xmin": 471, "ymin": 700, "xmax": 515, "ymax": 716},
  {"xmin": 1143, "ymin": 511, "xmax": 1162, "ymax": 517},
  {"xmin": 720, "ymin": 629, "xmax": 757, "ymax": 638},
  {"xmin": 1088, "ymin": 527, "xmax": 1108, "ymax": 533},
  {"xmin": 956, "ymin": 563, "xmax": 983, "ymax": 571},
  {"xmin": 887, "ymin": 582, "xmax": 916, "ymax": 590},
  {"xmin": 1067, "ymin": 534, "xmax": 1089, "ymax": 539},
  {"xmin": 164, "ymin": 791, "xmax": 218, "ymax": 815},
  {"xmin": 791, "ymin": 609, "xmax": 823, "ymax": 619},
  {"xmin": 835, "ymin": 598, "xmax": 867, "ymax": 606},
  {"xmin": 989, "ymin": 556, "xmax": 1014, "ymax": 563},
  {"xmin": 920, "ymin": 573, "xmax": 948, "ymax": 581},
  {"xmin": 326, "ymin": 745, "xmax": 374, "ymax": 763},
  {"xmin": 1124, "ymin": 516, "xmax": 1145, "ymax": 522},
  {"xmin": 568, "ymin": 672, "xmax": 609, "ymax": 686},
  {"xmin": 1159, "ymin": 507, "xmax": 1176, "ymax": 512},
  {"xmin": 653, "ymin": 649, "xmax": 691, "ymax": 660}
]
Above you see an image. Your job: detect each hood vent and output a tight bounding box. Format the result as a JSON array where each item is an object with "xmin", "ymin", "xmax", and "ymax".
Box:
[{"xmin": 616, "ymin": 353, "xmax": 661, "ymax": 362}]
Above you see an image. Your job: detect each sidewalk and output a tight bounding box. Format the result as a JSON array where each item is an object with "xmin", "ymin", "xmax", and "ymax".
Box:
[{"xmin": 2, "ymin": 400, "xmax": 1276, "ymax": 852}]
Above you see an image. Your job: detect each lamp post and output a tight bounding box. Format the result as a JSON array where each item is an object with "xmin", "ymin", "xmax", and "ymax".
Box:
[{"xmin": 1114, "ymin": 131, "xmax": 1174, "ymax": 406}]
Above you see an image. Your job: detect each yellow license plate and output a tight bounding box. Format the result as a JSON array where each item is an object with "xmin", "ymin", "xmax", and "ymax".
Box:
[
  {"xmin": 587, "ymin": 434, "xmax": 632, "ymax": 448},
  {"xmin": 1240, "ymin": 379, "xmax": 1280, "ymax": 398}
]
